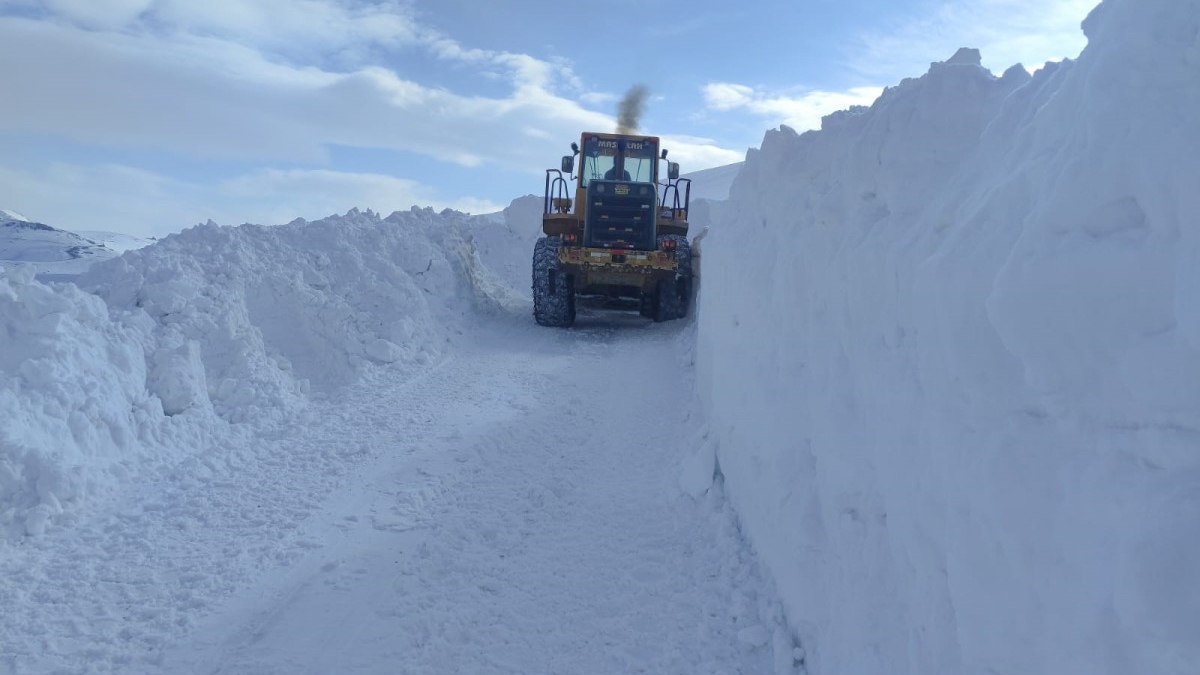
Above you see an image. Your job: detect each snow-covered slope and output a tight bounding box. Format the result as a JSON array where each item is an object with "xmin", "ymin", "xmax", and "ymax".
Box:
[
  {"xmin": 696, "ymin": 0, "xmax": 1199, "ymax": 673},
  {"xmin": 0, "ymin": 207, "xmax": 521, "ymax": 541},
  {"xmin": 0, "ymin": 211, "xmax": 117, "ymax": 275},
  {"xmin": 462, "ymin": 195, "xmax": 543, "ymax": 297},
  {"xmin": 74, "ymin": 229, "xmax": 157, "ymax": 253}
]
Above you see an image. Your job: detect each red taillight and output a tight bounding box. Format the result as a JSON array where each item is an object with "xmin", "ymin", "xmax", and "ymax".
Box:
[
  {"xmin": 563, "ymin": 233, "xmax": 577, "ymax": 244},
  {"xmin": 662, "ymin": 238, "xmax": 677, "ymax": 251}
]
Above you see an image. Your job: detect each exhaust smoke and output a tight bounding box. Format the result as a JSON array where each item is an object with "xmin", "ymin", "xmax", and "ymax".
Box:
[{"xmin": 616, "ymin": 85, "xmax": 649, "ymax": 134}]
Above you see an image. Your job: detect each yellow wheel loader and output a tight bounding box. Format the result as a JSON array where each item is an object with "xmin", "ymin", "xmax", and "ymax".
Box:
[{"xmin": 533, "ymin": 132, "xmax": 692, "ymax": 327}]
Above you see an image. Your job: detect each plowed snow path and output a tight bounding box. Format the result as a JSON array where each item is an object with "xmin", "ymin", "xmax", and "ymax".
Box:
[{"xmin": 2, "ymin": 313, "xmax": 790, "ymax": 674}]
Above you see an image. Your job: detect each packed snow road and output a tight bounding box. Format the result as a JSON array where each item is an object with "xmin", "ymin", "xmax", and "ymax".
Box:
[{"xmin": 1, "ymin": 309, "xmax": 789, "ymax": 674}]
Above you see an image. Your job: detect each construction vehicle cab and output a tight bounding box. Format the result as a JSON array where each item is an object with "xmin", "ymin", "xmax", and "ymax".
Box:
[{"xmin": 534, "ymin": 131, "xmax": 692, "ymax": 327}]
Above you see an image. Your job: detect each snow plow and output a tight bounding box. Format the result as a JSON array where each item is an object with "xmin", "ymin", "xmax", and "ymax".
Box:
[{"xmin": 533, "ymin": 131, "xmax": 693, "ymax": 327}]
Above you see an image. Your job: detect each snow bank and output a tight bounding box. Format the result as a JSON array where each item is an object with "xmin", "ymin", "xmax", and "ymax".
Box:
[
  {"xmin": 464, "ymin": 195, "xmax": 543, "ymax": 297},
  {"xmin": 696, "ymin": 1, "xmax": 1200, "ymax": 673},
  {"xmin": 0, "ymin": 265, "xmax": 159, "ymax": 538},
  {"xmin": 1, "ymin": 206, "xmax": 528, "ymax": 540},
  {"xmin": 79, "ymin": 208, "xmax": 467, "ymax": 417},
  {"xmin": 683, "ymin": 162, "xmax": 743, "ymax": 202}
]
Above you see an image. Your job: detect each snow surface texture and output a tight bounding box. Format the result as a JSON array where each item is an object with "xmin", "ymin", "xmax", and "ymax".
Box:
[
  {"xmin": 0, "ymin": 201, "xmax": 793, "ymax": 672},
  {"xmin": 463, "ymin": 194, "xmax": 543, "ymax": 298},
  {"xmin": 696, "ymin": 1, "xmax": 1200, "ymax": 673},
  {"xmin": 159, "ymin": 323, "xmax": 789, "ymax": 675},
  {"xmin": 0, "ymin": 206, "xmax": 517, "ymax": 541}
]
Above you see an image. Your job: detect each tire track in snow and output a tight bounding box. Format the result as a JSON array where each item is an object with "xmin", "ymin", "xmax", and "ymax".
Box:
[
  {"xmin": 1, "ymin": 313, "xmax": 794, "ymax": 674},
  {"xmin": 177, "ymin": 314, "xmax": 793, "ymax": 674},
  {"xmin": 0, "ymin": 341, "xmax": 508, "ymax": 673}
]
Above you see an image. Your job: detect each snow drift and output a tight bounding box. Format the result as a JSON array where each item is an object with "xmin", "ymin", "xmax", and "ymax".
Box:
[
  {"xmin": 0, "ymin": 205, "xmax": 531, "ymax": 540},
  {"xmin": 696, "ymin": 0, "xmax": 1200, "ymax": 673}
]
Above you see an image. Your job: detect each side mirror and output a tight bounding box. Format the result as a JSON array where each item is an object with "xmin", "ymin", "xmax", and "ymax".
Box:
[
  {"xmin": 668, "ymin": 162, "xmax": 680, "ymax": 180},
  {"xmin": 561, "ymin": 156, "xmax": 574, "ymax": 173}
]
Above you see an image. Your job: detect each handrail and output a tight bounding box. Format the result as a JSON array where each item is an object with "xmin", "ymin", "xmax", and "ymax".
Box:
[
  {"xmin": 659, "ymin": 177, "xmax": 692, "ymax": 220},
  {"xmin": 544, "ymin": 169, "xmax": 570, "ymax": 215},
  {"xmin": 675, "ymin": 178, "xmax": 692, "ymax": 214}
]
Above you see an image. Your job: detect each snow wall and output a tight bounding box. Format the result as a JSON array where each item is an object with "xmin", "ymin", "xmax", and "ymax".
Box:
[
  {"xmin": 0, "ymin": 204, "xmax": 533, "ymax": 541},
  {"xmin": 695, "ymin": 0, "xmax": 1200, "ymax": 673}
]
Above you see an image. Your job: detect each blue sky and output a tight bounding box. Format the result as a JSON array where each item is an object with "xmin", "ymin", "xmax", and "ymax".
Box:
[{"xmin": 0, "ymin": 0, "xmax": 1094, "ymax": 236}]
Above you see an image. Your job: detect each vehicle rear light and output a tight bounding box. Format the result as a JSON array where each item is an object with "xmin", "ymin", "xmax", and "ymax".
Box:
[
  {"xmin": 662, "ymin": 238, "xmax": 677, "ymax": 251},
  {"xmin": 562, "ymin": 233, "xmax": 577, "ymax": 244}
]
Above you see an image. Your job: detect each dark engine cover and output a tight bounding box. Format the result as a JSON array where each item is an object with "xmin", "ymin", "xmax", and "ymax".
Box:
[{"xmin": 584, "ymin": 180, "xmax": 657, "ymax": 250}]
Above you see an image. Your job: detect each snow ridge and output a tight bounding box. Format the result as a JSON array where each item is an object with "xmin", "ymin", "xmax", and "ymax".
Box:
[
  {"xmin": 0, "ymin": 206, "xmax": 528, "ymax": 541},
  {"xmin": 696, "ymin": 0, "xmax": 1200, "ymax": 672}
]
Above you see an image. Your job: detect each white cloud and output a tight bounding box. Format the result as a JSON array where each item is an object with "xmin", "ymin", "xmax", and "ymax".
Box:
[
  {"xmin": 0, "ymin": 1, "xmax": 745, "ymax": 234},
  {"xmin": 217, "ymin": 168, "xmax": 505, "ymax": 221},
  {"xmin": 851, "ymin": 0, "xmax": 1094, "ymax": 80},
  {"xmin": 659, "ymin": 135, "xmax": 746, "ymax": 172},
  {"xmin": 0, "ymin": 15, "xmax": 611, "ymax": 170},
  {"xmin": 0, "ymin": 161, "xmax": 206, "ymax": 237},
  {"xmin": 40, "ymin": 0, "xmax": 423, "ymax": 60},
  {"xmin": 702, "ymin": 83, "xmax": 884, "ymax": 133},
  {"xmin": 0, "ymin": 161, "xmax": 502, "ymax": 237},
  {"xmin": 109, "ymin": 0, "xmax": 585, "ymax": 94},
  {"xmin": 39, "ymin": 0, "xmax": 153, "ymax": 29},
  {"xmin": 698, "ymin": 1, "xmax": 1090, "ymax": 139},
  {"xmin": 579, "ymin": 91, "xmax": 616, "ymax": 107},
  {"xmin": 703, "ymin": 83, "xmax": 755, "ymax": 111}
]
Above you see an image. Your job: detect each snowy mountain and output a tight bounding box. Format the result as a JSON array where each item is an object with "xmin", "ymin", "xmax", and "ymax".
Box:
[
  {"xmin": 0, "ymin": 208, "xmax": 30, "ymax": 222},
  {"xmin": 0, "ymin": 210, "xmax": 118, "ymax": 275},
  {"xmin": 74, "ymin": 229, "xmax": 157, "ymax": 253}
]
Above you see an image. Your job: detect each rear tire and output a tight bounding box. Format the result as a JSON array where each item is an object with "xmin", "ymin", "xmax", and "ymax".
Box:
[
  {"xmin": 639, "ymin": 291, "xmax": 656, "ymax": 319},
  {"xmin": 653, "ymin": 235, "xmax": 692, "ymax": 322},
  {"xmin": 532, "ymin": 236, "xmax": 576, "ymax": 327}
]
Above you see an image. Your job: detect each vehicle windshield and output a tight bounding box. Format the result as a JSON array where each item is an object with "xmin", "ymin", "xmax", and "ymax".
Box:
[{"xmin": 581, "ymin": 137, "xmax": 658, "ymax": 186}]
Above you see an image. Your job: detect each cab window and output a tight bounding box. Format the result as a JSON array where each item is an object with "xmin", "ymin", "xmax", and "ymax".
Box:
[{"xmin": 580, "ymin": 138, "xmax": 658, "ymax": 186}]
